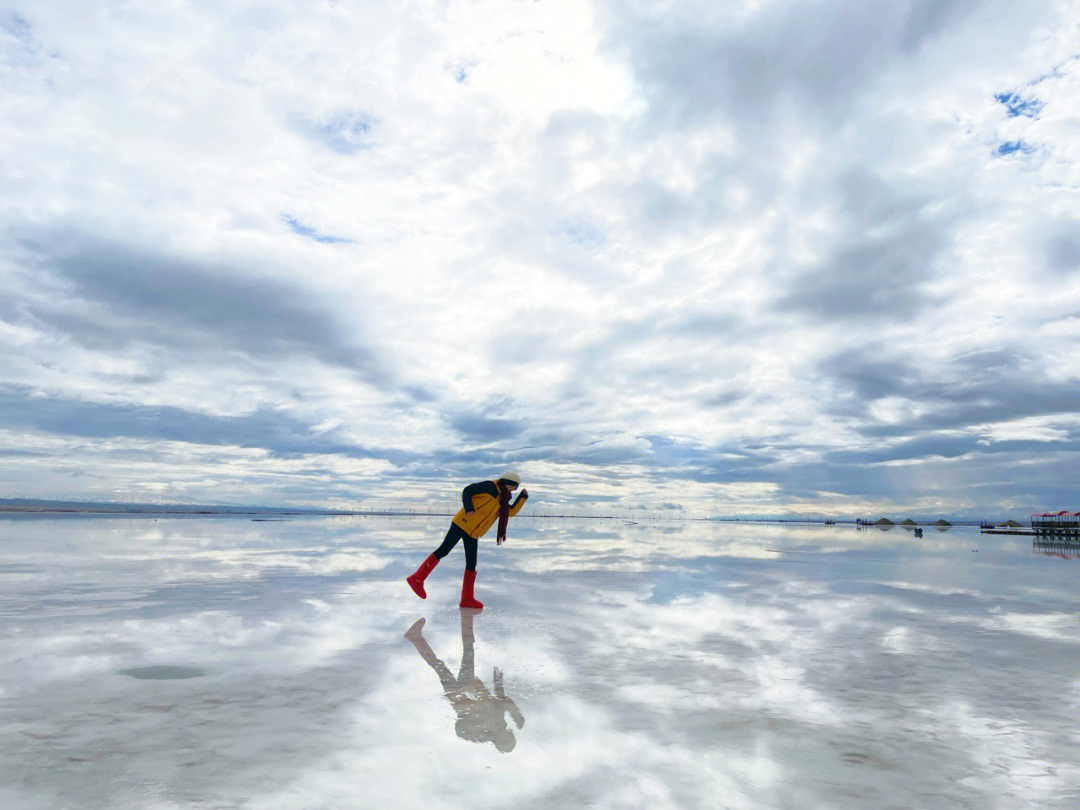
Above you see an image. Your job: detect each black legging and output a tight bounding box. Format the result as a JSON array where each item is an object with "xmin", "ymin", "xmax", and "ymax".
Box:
[{"xmin": 432, "ymin": 523, "xmax": 478, "ymax": 570}]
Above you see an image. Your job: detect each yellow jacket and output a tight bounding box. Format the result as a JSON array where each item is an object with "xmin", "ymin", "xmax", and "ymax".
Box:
[{"xmin": 451, "ymin": 480, "xmax": 526, "ymax": 539}]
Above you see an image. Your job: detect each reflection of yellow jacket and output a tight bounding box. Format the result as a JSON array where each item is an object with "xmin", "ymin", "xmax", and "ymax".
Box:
[{"xmin": 452, "ymin": 480, "xmax": 526, "ymax": 539}]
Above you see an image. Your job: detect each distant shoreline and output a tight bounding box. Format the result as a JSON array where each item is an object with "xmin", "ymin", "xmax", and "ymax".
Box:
[{"xmin": 0, "ymin": 501, "xmax": 980, "ymax": 525}]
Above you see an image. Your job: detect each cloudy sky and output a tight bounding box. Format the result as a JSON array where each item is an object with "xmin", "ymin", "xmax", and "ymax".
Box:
[{"xmin": 2, "ymin": 0, "xmax": 1078, "ymax": 517}]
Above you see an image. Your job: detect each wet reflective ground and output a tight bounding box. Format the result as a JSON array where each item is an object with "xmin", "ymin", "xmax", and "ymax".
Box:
[{"xmin": 1, "ymin": 516, "xmax": 1078, "ymax": 809}]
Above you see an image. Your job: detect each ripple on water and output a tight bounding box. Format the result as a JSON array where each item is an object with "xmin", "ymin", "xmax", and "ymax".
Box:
[{"xmin": 119, "ymin": 665, "xmax": 205, "ymax": 680}]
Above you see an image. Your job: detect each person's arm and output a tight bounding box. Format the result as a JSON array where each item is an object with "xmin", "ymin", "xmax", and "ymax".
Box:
[
  {"xmin": 494, "ymin": 668, "xmax": 525, "ymax": 728},
  {"xmin": 508, "ymin": 488, "xmax": 529, "ymax": 517},
  {"xmin": 462, "ymin": 480, "xmax": 498, "ymax": 513}
]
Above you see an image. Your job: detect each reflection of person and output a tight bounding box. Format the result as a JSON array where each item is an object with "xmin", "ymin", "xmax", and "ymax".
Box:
[
  {"xmin": 404, "ymin": 613, "xmax": 524, "ymax": 752},
  {"xmin": 406, "ymin": 472, "xmax": 528, "ymax": 609}
]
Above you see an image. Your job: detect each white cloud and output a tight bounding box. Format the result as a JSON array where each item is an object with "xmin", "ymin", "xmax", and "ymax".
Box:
[{"xmin": 2, "ymin": 1, "xmax": 1079, "ymax": 514}]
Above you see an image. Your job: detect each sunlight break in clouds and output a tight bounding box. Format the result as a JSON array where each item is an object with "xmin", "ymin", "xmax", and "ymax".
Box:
[{"xmin": 1, "ymin": 1, "xmax": 1079, "ymax": 516}]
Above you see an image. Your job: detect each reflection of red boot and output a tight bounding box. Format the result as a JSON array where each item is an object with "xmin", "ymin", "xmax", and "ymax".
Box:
[
  {"xmin": 404, "ymin": 617, "xmax": 426, "ymax": 641},
  {"xmin": 406, "ymin": 554, "xmax": 440, "ymax": 599},
  {"xmin": 458, "ymin": 569, "xmax": 483, "ymax": 610}
]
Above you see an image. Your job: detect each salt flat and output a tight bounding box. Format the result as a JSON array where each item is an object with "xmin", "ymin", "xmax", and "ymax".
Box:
[{"xmin": 1, "ymin": 516, "xmax": 1078, "ymax": 809}]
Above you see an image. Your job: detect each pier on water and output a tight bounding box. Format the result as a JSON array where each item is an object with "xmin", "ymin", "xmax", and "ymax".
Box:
[
  {"xmin": 1031, "ymin": 511, "xmax": 1080, "ymax": 538},
  {"xmin": 1030, "ymin": 512, "xmax": 1080, "ymax": 558},
  {"xmin": 979, "ymin": 512, "xmax": 1080, "ymax": 554}
]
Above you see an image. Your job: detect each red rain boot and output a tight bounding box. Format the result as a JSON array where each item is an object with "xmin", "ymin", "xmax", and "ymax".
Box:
[
  {"xmin": 406, "ymin": 553, "xmax": 440, "ymax": 599},
  {"xmin": 459, "ymin": 568, "xmax": 484, "ymax": 610}
]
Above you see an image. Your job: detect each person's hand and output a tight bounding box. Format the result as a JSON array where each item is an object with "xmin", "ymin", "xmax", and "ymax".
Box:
[{"xmin": 519, "ymin": 489, "xmax": 528, "ymax": 500}]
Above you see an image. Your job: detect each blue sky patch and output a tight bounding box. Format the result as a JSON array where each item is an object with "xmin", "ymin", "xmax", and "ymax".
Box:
[
  {"xmin": 281, "ymin": 215, "xmax": 353, "ymax": 244},
  {"xmin": 2, "ymin": 11, "xmax": 43, "ymax": 67},
  {"xmin": 561, "ymin": 220, "xmax": 607, "ymax": 248},
  {"xmin": 995, "ymin": 92, "xmax": 1043, "ymax": 118},
  {"xmin": 1, "ymin": 12, "xmax": 32, "ymax": 44},
  {"xmin": 445, "ymin": 58, "xmax": 477, "ymax": 83},
  {"xmin": 293, "ymin": 111, "xmax": 377, "ymax": 154},
  {"xmin": 995, "ymin": 140, "xmax": 1036, "ymax": 157}
]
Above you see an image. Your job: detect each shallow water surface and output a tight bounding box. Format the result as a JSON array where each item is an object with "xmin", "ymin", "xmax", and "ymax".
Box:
[{"xmin": 1, "ymin": 516, "xmax": 1078, "ymax": 809}]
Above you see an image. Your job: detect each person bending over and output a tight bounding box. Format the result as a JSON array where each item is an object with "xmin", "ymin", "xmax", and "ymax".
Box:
[{"xmin": 406, "ymin": 472, "xmax": 528, "ymax": 609}]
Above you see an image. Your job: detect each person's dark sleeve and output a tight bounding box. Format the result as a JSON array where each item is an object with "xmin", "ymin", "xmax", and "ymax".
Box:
[{"xmin": 462, "ymin": 480, "xmax": 498, "ymax": 512}]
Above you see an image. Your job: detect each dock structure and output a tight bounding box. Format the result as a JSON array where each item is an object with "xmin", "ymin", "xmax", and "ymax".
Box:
[
  {"xmin": 1031, "ymin": 511, "xmax": 1080, "ymax": 538},
  {"xmin": 980, "ymin": 520, "xmax": 1034, "ymax": 535}
]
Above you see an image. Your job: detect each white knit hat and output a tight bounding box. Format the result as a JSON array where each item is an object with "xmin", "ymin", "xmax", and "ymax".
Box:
[{"xmin": 499, "ymin": 471, "xmax": 522, "ymax": 485}]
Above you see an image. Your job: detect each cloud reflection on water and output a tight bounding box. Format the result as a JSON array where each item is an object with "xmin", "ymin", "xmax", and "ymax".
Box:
[{"xmin": 1, "ymin": 516, "xmax": 1078, "ymax": 808}]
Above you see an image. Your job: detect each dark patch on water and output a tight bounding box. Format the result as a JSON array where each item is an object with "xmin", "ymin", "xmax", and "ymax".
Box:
[
  {"xmin": 842, "ymin": 751, "xmax": 892, "ymax": 768},
  {"xmin": 119, "ymin": 665, "xmax": 205, "ymax": 680}
]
